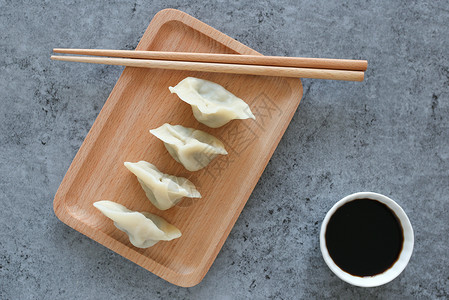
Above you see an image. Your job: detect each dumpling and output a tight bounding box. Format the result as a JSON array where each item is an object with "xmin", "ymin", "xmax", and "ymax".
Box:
[
  {"xmin": 150, "ymin": 123, "xmax": 227, "ymax": 171},
  {"xmin": 93, "ymin": 200, "xmax": 181, "ymax": 248},
  {"xmin": 169, "ymin": 77, "xmax": 255, "ymax": 128},
  {"xmin": 124, "ymin": 161, "xmax": 201, "ymax": 210}
]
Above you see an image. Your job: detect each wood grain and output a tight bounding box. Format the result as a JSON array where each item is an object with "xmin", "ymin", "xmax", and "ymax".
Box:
[{"xmin": 53, "ymin": 9, "xmax": 303, "ymax": 287}]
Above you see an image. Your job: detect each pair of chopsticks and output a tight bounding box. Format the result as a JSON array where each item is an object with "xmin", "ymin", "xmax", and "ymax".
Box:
[{"xmin": 51, "ymin": 49, "xmax": 367, "ymax": 81}]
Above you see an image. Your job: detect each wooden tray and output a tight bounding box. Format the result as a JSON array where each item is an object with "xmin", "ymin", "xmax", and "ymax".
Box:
[{"xmin": 54, "ymin": 9, "xmax": 303, "ymax": 287}]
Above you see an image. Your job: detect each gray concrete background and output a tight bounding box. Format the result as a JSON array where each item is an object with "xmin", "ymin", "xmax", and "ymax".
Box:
[{"xmin": 1, "ymin": 1, "xmax": 448, "ymax": 299}]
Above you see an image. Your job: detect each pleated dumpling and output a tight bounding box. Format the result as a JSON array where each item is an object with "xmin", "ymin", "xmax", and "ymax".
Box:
[
  {"xmin": 124, "ymin": 161, "xmax": 201, "ymax": 210},
  {"xmin": 150, "ymin": 123, "xmax": 227, "ymax": 171},
  {"xmin": 93, "ymin": 201, "xmax": 181, "ymax": 248},
  {"xmin": 169, "ymin": 77, "xmax": 255, "ymax": 128}
]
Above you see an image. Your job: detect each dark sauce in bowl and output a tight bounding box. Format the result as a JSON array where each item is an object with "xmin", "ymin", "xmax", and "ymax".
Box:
[{"xmin": 325, "ymin": 198, "xmax": 404, "ymax": 277}]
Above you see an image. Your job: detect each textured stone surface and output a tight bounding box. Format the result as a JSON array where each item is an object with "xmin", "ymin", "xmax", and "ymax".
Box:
[{"xmin": 1, "ymin": 1, "xmax": 448, "ymax": 299}]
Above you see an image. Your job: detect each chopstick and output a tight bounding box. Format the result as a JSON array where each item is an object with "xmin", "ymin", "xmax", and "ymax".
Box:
[
  {"xmin": 50, "ymin": 55, "xmax": 365, "ymax": 81},
  {"xmin": 53, "ymin": 48, "xmax": 368, "ymax": 71}
]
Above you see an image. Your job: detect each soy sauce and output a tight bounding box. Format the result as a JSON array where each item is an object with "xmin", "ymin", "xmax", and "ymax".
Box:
[{"xmin": 325, "ymin": 199, "xmax": 404, "ymax": 277}]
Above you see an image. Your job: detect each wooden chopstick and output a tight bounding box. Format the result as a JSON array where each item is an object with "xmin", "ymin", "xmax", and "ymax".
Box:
[
  {"xmin": 53, "ymin": 48, "xmax": 368, "ymax": 71},
  {"xmin": 50, "ymin": 55, "xmax": 364, "ymax": 81}
]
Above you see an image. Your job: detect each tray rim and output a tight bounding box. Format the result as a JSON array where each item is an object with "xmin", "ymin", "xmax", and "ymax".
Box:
[{"xmin": 53, "ymin": 8, "xmax": 303, "ymax": 287}]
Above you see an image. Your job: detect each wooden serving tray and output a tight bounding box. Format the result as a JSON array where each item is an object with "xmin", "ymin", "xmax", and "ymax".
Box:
[{"xmin": 54, "ymin": 9, "xmax": 303, "ymax": 287}]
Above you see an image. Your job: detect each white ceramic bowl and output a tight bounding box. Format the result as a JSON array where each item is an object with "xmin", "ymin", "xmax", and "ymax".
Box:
[{"xmin": 320, "ymin": 192, "xmax": 414, "ymax": 287}]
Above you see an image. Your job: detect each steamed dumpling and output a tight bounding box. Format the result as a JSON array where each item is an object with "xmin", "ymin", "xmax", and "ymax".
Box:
[
  {"xmin": 124, "ymin": 161, "xmax": 201, "ymax": 210},
  {"xmin": 93, "ymin": 200, "xmax": 181, "ymax": 248},
  {"xmin": 169, "ymin": 77, "xmax": 255, "ymax": 128},
  {"xmin": 150, "ymin": 123, "xmax": 227, "ymax": 171}
]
